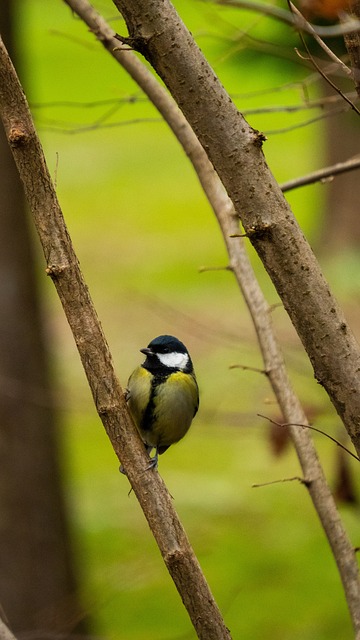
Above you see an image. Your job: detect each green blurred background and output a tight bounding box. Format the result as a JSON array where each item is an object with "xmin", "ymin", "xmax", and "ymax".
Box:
[{"xmin": 12, "ymin": 0, "xmax": 360, "ymax": 637}]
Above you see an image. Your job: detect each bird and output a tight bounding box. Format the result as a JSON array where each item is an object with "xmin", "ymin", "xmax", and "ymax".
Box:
[{"xmin": 125, "ymin": 335, "xmax": 199, "ymax": 470}]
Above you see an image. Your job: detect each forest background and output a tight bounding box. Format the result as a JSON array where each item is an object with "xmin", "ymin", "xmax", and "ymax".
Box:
[{"xmin": 2, "ymin": 0, "xmax": 360, "ymax": 638}]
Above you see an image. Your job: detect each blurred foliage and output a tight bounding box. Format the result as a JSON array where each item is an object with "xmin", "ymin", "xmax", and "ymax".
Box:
[{"xmin": 15, "ymin": 0, "xmax": 360, "ymax": 638}]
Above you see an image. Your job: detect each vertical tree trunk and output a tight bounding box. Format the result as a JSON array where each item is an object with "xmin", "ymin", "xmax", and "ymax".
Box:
[
  {"xmin": 322, "ymin": 105, "xmax": 360, "ymax": 250},
  {"xmin": 321, "ymin": 0, "xmax": 360, "ymax": 253},
  {"xmin": 0, "ymin": 1, "xmax": 83, "ymax": 633}
]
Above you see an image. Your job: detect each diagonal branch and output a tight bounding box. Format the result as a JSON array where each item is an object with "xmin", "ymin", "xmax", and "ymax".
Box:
[
  {"xmin": 62, "ymin": 0, "xmax": 360, "ymax": 633},
  {"xmin": 0, "ymin": 36, "xmax": 231, "ymax": 640}
]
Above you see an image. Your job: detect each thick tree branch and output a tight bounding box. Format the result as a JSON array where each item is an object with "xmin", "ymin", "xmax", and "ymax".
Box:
[
  {"xmin": 113, "ymin": 0, "xmax": 360, "ymax": 460},
  {"xmin": 0, "ymin": 37, "xmax": 231, "ymax": 640},
  {"xmin": 63, "ymin": 0, "xmax": 360, "ymax": 633}
]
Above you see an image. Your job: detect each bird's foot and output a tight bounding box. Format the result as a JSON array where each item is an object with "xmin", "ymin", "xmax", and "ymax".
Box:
[
  {"xmin": 119, "ymin": 446, "xmax": 158, "ymax": 475},
  {"xmin": 144, "ymin": 446, "xmax": 158, "ymax": 471}
]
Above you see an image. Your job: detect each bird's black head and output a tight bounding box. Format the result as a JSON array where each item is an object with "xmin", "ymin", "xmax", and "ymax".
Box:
[
  {"xmin": 140, "ymin": 335, "xmax": 193, "ymax": 373},
  {"xmin": 147, "ymin": 335, "xmax": 188, "ymax": 354}
]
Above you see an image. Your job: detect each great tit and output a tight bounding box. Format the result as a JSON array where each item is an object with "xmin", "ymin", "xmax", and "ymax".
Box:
[{"xmin": 126, "ymin": 335, "xmax": 199, "ymax": 469}]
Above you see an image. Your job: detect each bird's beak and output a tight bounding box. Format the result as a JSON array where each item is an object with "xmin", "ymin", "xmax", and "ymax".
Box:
[{"xmin": 140, "ymin": 347, "xmax": 153, "ymax": 356}]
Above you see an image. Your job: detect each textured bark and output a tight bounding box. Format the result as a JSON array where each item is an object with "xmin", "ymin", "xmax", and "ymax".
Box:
[
  {"xmin": 0, "ymin": 37, "xmax": 231, "ymax": 640},
  {"xmin": 113, "ymin": 0, "xmax": 360, "ymax": 457},
  {"xmin": 0, "ymin": 4, "xmax": 82, "ymax": 634}
]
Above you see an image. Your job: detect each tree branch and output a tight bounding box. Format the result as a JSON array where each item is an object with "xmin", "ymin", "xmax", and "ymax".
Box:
[
  {"xmin": 258, "ymin": 413, "xmax": 360, "ymax": 463},
  {"xmin": 113, "ymin": 0, "xmax": 360, "ymax": 461},
  {"xmin": 288, "ymin": 1, "xmax": 352, "ymax": 77},
  {"xmin": 289, "ymin": 3, "xmax": 360, "ymax": 117},
  {"xmin": 63, "ymin": 0, "xmax": 360, "ymax": 633},
  {"xmin": 0, "ymin": 36, "xmax": 231, "ymax": 640},
  {"xmin": 281, "ymin": 155, "xmax": 360, "ymax": 191}
]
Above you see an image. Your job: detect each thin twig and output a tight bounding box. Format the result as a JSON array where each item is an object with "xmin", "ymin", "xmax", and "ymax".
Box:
[
  {"xmin": 258, "ymin": 414, "xmax": 360, "ymax": 463},
  {"xmin": 229, "ymin": 364, "xmax": 268, "ymax": 375},
  {"xmin": 252, "ymin": 476, "xmax": 310, "ymax": 488},
  {"xmin": 288, "ymin": 2, "xmax": 360, "ymax": 116},
  {"xmin": 241, "ymin": 93, "xmax": 357, "ymax": 115},
  {"xmin": 198, "ymin": 265, "xmax": 231, "ymax": 272},
  {"xmin": 281, "ymin": 155, "xmax": 360, "ymax": 192},
  {"xmin": 289, "ymin": 2, "xmax": 352, "ymax": 77},
  {"xmin": 266, "ymin": 103, "xmax": 351, "ymax": 134}
]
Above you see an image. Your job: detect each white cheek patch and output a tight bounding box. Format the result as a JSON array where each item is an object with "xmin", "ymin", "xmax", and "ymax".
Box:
[{"xmin": 157, "ymin": 351, "xmax": 189, "ymax": 370}]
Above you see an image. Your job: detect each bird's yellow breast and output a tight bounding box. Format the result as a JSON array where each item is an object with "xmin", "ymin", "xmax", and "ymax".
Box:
[
  {"xmin": 127, "ymin": 366, "xmax": 198, "ymax": 451},
  {"xmin": 127, "ymin": 365, "xmax": 152, "ymax": 427}
]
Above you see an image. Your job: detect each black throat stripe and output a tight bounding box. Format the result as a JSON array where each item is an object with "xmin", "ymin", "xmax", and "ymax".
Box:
[{"xmin": 141, "ymin": 372, "xmax": 170, "ymax": 432}]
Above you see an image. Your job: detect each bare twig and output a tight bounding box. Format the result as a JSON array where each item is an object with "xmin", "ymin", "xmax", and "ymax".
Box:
[
  {"xmin": 37, "ymin": 117, "xmax": 161, "ymax": 133},
  {"xmin": 59, "ymin": 0, "xmax": 360, "ymax": 632},
  {"xmin": 289, "ymin": 2, "xmax": 352, "ymax": 76},
  {"xmin": 0, "ymin": 36, "xmax": 231, "ymax": 640},
  {"xmin": 265, "ymin": 103, "xmax": 351, "ymax": 134},
  {"xmin": 229, "ymin": 364, "xmax": 268, "ymax": 375},
  {"xmin": 252, "ymin": 476, "xmax": 310, "ymax": 488},
  {"xmin": 258, "ymin": 414, "xmax": 360, "ymax": 463},
  {"xmin": 198, "ymin": 265, "xmax": 231, "ymax": 272},
  {"xmin": 241, "ymin": 93, "xmax": 357, "ymax": 114},
  {"xmin": 288, "ymin": 3, "xmax": 360, "ymax": 116},
  {"xmin": 32, "ymin": 88, "xmax": 354, "ymax": 112},
  {"xmin": 281, "ymin": 155, "xmax": 360, "ymax": 191}
]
